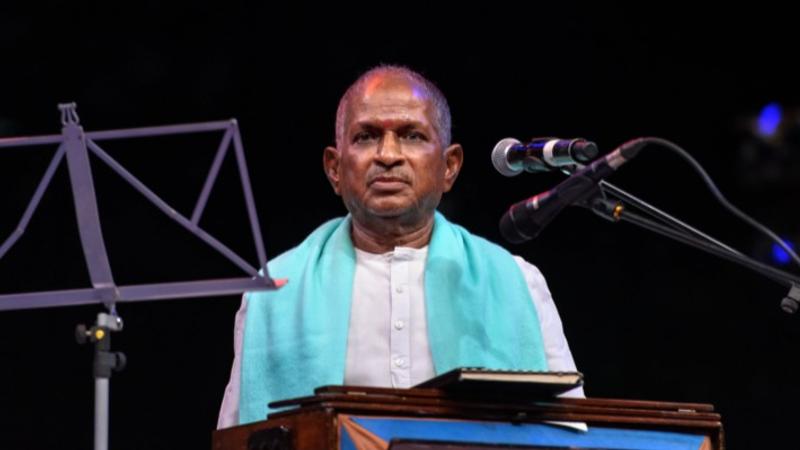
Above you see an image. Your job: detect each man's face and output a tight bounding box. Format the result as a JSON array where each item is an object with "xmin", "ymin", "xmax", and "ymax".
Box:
[{"xmin": 325, "ymin": 75, "xmax": 461, "ymax": 226}]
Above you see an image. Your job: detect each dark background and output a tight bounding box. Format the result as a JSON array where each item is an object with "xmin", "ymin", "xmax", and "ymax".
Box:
[{"xmin": 1, "ymin": 3, "xmax": 799, "ymax": 449}]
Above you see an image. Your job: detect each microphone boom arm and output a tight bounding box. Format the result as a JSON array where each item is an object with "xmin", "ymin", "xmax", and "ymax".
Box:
[
  {"xmin": 587, "ymin": 194, "xmax": 800, "ymax": 313},
  {"xmin": 597, "ymin": 180, "xmax": 745, "ymax": 257}
]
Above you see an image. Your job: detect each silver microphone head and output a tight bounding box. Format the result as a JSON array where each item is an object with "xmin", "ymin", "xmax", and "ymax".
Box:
[{"xmin": 492, "ymin": 137, "xmax": 523, "ymax": 177}]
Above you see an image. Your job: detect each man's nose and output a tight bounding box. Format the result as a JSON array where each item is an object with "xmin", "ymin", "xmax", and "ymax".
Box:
[{"xmin": 376, "ymin": 132, "xmax": 403, "ymax": 165}]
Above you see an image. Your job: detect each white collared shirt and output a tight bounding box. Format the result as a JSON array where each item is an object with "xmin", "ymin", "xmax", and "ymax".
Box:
[{"xmin": 217, "ymin": 246, "xmax": 582, "ymax": 429}]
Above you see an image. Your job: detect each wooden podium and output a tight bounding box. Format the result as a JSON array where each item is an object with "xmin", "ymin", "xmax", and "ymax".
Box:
[{"xmin": 213, "ymin": 386, "xmax": 724, "ymax": 450}]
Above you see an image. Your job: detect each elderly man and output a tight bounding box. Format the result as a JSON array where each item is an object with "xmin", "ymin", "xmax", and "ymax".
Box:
[{"xmin": 218, "ymin": 65, "xmax": 580, "ymax": 428}]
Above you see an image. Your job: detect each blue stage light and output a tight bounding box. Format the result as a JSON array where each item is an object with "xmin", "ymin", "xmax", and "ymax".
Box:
[
  {"xmin": 771, "ymin": 239, "xmax": 795, "ymax": 265},
  {"xmin": 758, "ymin": 102, "xmax": 782, "ymax": 137}
]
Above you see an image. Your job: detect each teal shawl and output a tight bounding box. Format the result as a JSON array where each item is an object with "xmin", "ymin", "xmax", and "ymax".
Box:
[{"xmin": 240, "ymin": 212, "xmax": 547, "ymax": 424}]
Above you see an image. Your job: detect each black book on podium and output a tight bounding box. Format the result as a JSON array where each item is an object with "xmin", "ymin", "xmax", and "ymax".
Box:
[{"xmin": 414, "ymin": 367, "xmax": 583, "ymax": 400}]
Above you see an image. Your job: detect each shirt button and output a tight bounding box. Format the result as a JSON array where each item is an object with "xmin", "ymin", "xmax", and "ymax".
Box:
[
  {"xmin": 394, "ymin": 357, "xmax": 405, "ymax": 368},
  {"xmin": 395, "ymin": 285, "xmax": 404, "ymax": 294},
  {"xmin": 394, "ymin": 320, "xmax": 405, "ymax": 330}
]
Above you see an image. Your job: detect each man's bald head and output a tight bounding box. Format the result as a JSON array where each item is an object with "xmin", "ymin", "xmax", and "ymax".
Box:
[{"xmin": 335, "ymin": 65, "xmax": 452, "ymax": 148}]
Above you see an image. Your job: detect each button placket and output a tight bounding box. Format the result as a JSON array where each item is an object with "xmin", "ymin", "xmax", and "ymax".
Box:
[{"xmin": 389, "ymin": 250, "xmax": 412, "ymax": 388}]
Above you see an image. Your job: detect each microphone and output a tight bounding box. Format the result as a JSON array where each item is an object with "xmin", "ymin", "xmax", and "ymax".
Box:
[
  {"xmin": 492, "ymin": 137, "xmax": 600, "ymax": 176},
  {"xmin": 499, "ymin": 138, "xmax": 646, "ymax": 243}
]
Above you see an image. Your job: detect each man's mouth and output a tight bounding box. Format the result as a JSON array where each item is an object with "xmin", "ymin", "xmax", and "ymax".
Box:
[
  {"xmin": 369, "ymin": 175, "xmax": 409, "ymax": 190},
  {"xmin": 371, "ymin": 176, "xmax": 405, "ymax": 183}
]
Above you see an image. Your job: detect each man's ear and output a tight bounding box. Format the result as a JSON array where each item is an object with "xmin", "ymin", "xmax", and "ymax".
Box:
[
  {"xmin": 323, "ymin": 146, "xmax": 342, "ymax": 195},
  {"xmin": 442, "ymin": 143, "xmax": 464, "ymax": 193}
]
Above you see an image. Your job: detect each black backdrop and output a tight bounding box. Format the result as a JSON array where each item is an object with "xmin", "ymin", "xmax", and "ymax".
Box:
[{"xmin": 1, "ymin": 4, "xmax": 799, "ymax": 449}]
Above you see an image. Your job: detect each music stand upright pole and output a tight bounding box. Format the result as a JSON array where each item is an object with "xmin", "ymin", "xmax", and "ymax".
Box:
[{"xmin": 76, "ymin": 310, "xmax": 126, "ymax": 450}]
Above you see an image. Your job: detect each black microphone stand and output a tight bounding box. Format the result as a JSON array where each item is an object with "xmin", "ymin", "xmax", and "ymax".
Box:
[{"xmin": 583, "ymin": 181, "xmax": 800, "ymax": 314}]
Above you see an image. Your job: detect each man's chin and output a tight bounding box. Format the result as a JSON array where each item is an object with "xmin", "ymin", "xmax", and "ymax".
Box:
[
  {"xmin": 366, "ymin": 206, "xmax": 412, "ymax": 219},
  {"xmin": 347, "ymin": 198, "xmax": 436, "ymax": 225},
  {"xmin": 362, "ymin": 201, "xmax": 424, "ymax": 222}
]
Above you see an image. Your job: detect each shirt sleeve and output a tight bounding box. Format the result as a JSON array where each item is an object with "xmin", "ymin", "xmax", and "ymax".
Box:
[
  {"xmin": 513, "ymin": 256, "xmax": 585, "ymax": 398},
  {"xmin": 216, "ymin": 295, "xmax": 248, "ymax": 429}
]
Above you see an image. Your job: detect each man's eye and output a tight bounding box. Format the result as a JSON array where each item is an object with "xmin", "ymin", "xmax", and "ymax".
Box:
[
  {"xmin": 404, "ymin": 131, "xmax": 428, "ymax": 142},
  {"xmin": 352, "ymin": 132, "xmax": 376, "ymax": 143}
]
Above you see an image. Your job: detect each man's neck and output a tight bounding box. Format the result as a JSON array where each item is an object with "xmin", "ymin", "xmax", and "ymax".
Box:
[{"xmin": 350, "ymin": 214, "xmax": 434, "ymax": 254}]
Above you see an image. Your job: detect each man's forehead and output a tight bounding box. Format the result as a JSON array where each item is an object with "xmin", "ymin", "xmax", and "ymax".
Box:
[
  {"xmin": 347, "ymin": 75, "xmax": 434, "ymax": 124},
  {"xmin": 360, "ymin": 74, "xmax": 430, "ymax": 101}
]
